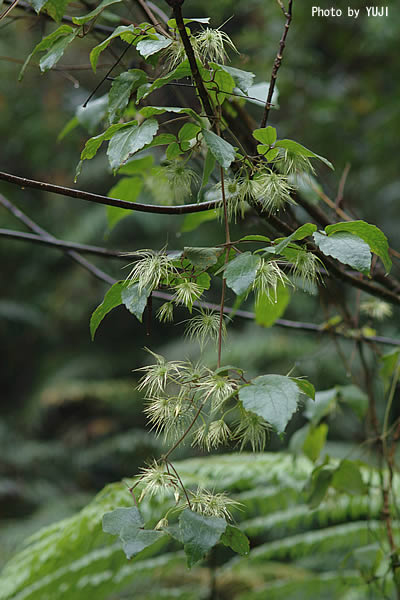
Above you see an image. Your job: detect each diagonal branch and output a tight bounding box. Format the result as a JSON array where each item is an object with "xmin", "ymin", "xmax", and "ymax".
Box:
[
  {"xmin": 0, "ymin": 228, "xmax": 129, "ymax": 259},
  {"xmin": 0, "ymin": 170, "xmax": 219, "ymax": 215}
]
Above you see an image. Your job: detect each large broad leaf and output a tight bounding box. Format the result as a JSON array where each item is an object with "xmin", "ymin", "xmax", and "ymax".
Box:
[
  {"xmin": 313, "ymin": 231, "xmax": 371, "ymax": 275},
  {"xmin": 75, "ymin": 122, "xmax": 130, "ymax": 179},
  {"xmin": 107, "ymin": 177, "xmax": 143, "ymax": 230},
  {"xmin": 224, "ymin": 252, "xmax": 260, "ymax": 296},
  {"xmin": 325, "ymin": 220, "xmax": 391, "ymax": 273},
  {"xmin": 275, "ymin": 139, "xmax": 334, "ymax": 170},
  {"xmin": 108, "ymin": 70, "xmax": 147, "ymax": 124},
  {"xmin": 72, "ymin": 0, "xmax": 122, "ymax": 24},
  {"xmin": 178, "ymin": 510, "xmax": 227, "ymax": 568},
  {"xmin": 103, "ymin": 507, "xmax": 165, "ymax": 560},
  {"xmin": 136, "ymin": 61, "xmax": 192, "ymax": 101},
  {"xmin": 90, "ymin": 282, "xmax": 124, "ymax": 339},
  {"xmin": 272, "ymin": 223, "xmax": 317, "ymax": 255},
  {"xmin": 202, "ymin": 130, "xmax": 236, "ymax": 169},
  {"xmin": 220, "ymin": 525, "xmax": 249, "ymax": 556},
  {"xmin": 107, "ymin": 119, "xmax": 159, "ymax": 172},
  {"xmin": 136, "ymin": 34, "xmax": 172, "ymax": 58},
  {"xmin": 254, "ymin": 283, "xmax": 290, "ymax": 327},
  {"xmin": 19, "ymin": 25, "xmax": 78, "ymax": 80},
  {"xmin": 332, "ymin": 460, "xmax": 367, "ymax": 496},
  {"xmin": 139, "ymin": 105, "xmax": 202, "ymax": 123},
  {"xmin": 183, "ymin": 247, "xmax": 223, "ymax": 270},
  {"xmin": 29, "ymin": 0, "xmax": 49, "ymax": 13},
  {"xmin": 43, "ymin": 0, "xmax": 70, "ymax": 22},
  {"xmin": 212, "ymin": 64, "xmax": 255, "ymax": 93},
  {"xmin": 121, "ymin": 283, "xmax": 151, "ymax": 322},
  {"xmin": 253, "ymin": 126, "xmax": 277, "ymax": 146},
  {"xmin": 90, "ymin": 25, "xmax": 140, "ymax": 72},
  {"xmin": 239, "ymin": 374, "xmax": 301, "ymax": 434}
]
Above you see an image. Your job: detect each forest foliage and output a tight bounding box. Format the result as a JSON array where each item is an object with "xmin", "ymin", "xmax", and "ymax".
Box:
[{"xmin": 0, "ymin": 0, "xmax": 400, "ymax": 598}]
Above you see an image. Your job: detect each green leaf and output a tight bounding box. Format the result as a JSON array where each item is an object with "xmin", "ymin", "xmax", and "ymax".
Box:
[
  {"xmin": 206, "ymin": 64, "xmax": 236, "ymax": 105},
  {"xmin": 120, "ymin": 528, "xmax": 165, "ymax": 560},
  {"xmin": 118, "ymin": 155, "xmax": 154, "ymax": 174},
  {"xmin": 136, "ymin": 34, "xmax": 172, "ymax": 58},
  {"xmin": 275, "ymin": 139, "xmax": 334, "ymax": 170},
  {"xmin": 166, "ymin": 142, "xmax": 181, "ymax": 160},
  {"xmin": 304, "ymin": 388, "xmax": 338, "ymax": 425},
  {"xmin": 178, "ymin": 509, "xmax": 227, "ymax": 568},
  {"xmin": 90, "ymin": 282, "xmax": 123, "ymax": 340},
  {"xmin": 224, "ymin": 252, "xmax": 260, "ymax": 296},
  {"xmin": 19, "ymin": 25, "xmax": 78, "ymax": 80},
  {"xmin": 102, "ymin": 506, "xmax": 143, "ymax": 535},
  {"xmin": 212, "ymin": 64, "xmax": 255, "ymax": 93},
  {"xmin": 103, "ymin": 506, "xmax": 165, "ymax": 560},
  {"xmin": 313, "ymin": 231, "xmax": 371, "ymax": 275},
  {"xmin": 202, "ymin": 130, "xmax": 236, "ymax": 169},
  {"xmin": 121, "ymin": 283, "xmax": 150, "ymax": 322},
  {"xmin": 181, "ymin": 209, "xmax": 219, "ymax": 233},
  {"xmin": 325, "ymin": 220, "xmax": 392, "ymax": 273},
  {"xmin": 77, "ymin": 94, "xmax": 108, "ymax": 134},
  {"xmin": 107, "ymin": 177, "xmax": 142, "ymax": 230},
  {"xmin": 254, "ymin": 283, "xmax": 290, "ymax": 327},
  {"xmin": 57, "ymin": 115, "xmax": 78, "ymax": 141},
  {"xmin": 239, "ymin": 374, "xmax": 301, "ymax": 434},
  {"xmin": 72, "ymin": 0, "xmax": 122, "ymax": 24},
  {"xmin": 137, "ymin": 60, "xmax": 192, "ymax": 101},
  {"xmin": 43, "ymin": 0, "xmax": 69, "ymax": 22},
  {"xmin": 80, "ymin": 122, "xmax": 128, "ymax": 160},
  {"xmin": 272, "ymin": 223, "xmax": 317, "ymax": 255},
  {"xmin": 303, "ymin": 424, "xmax": 328, "ymax": 462},
  {"xmin": 108, "ymin": 70, "xmax": 147, "ymax": 124},
  {"xmin": 90, "ymin": 25, "xmax": 138, "ymax": 73},
  {"xmin": 306, "ymin": 463, "xmax": 335, "ymax": 508},
  {"xmin": 220, "ymin": 525, "xmax": 250, "ymax": 556},
  {"xmin": 139, "ymin": 106, "xmax": 201, "ymax": 123},
  {"xmin": 332, "ymin": 460, "xmax": 367, "ymax": 496},
  {"xmin": 178, "ymin": 122, "xmax": 201, "ymax": 142},
  {"xmin": 253, "ymin": 126, "xmax": 277, "ymax": 146},
  {"xmin": 240, "ymin": 235, "xmax": 270, "ymax": 243},
  {"xmin": 291, "ymin": 378, "xmax": 315, "ymax": 401},
  {"xmin": 107, "ymin": 119, "xmax": 159, "ymax": 171},
  {"xmin": 29, "ymin": 0, "xmax": 48, "ymax": 13},
  {"xmin": 200, "ymin": 149, "xmax": 216, "ymax": 190},
  {"xmin": 183, "ymin": 247, "xmax": 223, "ymax": 270}
]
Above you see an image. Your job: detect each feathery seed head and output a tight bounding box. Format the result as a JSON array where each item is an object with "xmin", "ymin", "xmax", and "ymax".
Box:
[
  {"xmin": 195, "ymin": 28, "xmax": 237, "ymax": 64},
  {"xmin": 189, "ymin": 487, "xmax": 241, "ymax": 520},
  {"xmin": 124, "ymin": 250, "xmax": 177, "ymax": 292},
  {"xmin": 234, "ymin": 409, "xmax": 271, "ymax": 452},
  {"xmin": 173, "ymin": 280, "xmax": 203, "ymax": 311},
  {"xmin": 361, "ymin": 299, "xmax": 393, "ymax": 321},
  {"xmin": 253, "ymin": 170, "xmax": 295, "ymax": 213},
  {"xmin": 253, "ymin": 258, "xmax": 291, "ymax": 302},
  {"xmin": 185, "ymin": 308, "xmax": 226, "ymax": 349}
]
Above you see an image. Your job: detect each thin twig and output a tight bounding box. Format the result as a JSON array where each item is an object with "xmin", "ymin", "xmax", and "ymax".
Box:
[{"xmin": 260, "ymin": 0, "xmax": 293, "ymax": 128}]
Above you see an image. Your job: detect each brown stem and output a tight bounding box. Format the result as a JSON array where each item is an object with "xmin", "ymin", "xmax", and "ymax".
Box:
[
  {"xmin": 260, "ymin": 0, "xmax": 293, "ymax": 128},
  {"xmin": 166, "ymin": 460, "xmax": 192, "ymax": 509},
  {"xmin": 164, "ymin": 401, "xmax": 205, "ymax": 460}
]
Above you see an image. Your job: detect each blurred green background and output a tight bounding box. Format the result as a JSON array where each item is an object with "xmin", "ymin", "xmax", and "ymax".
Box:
[{"xmin": 1, "ymin": 0, "xmax": 399, "ymax": 577}]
